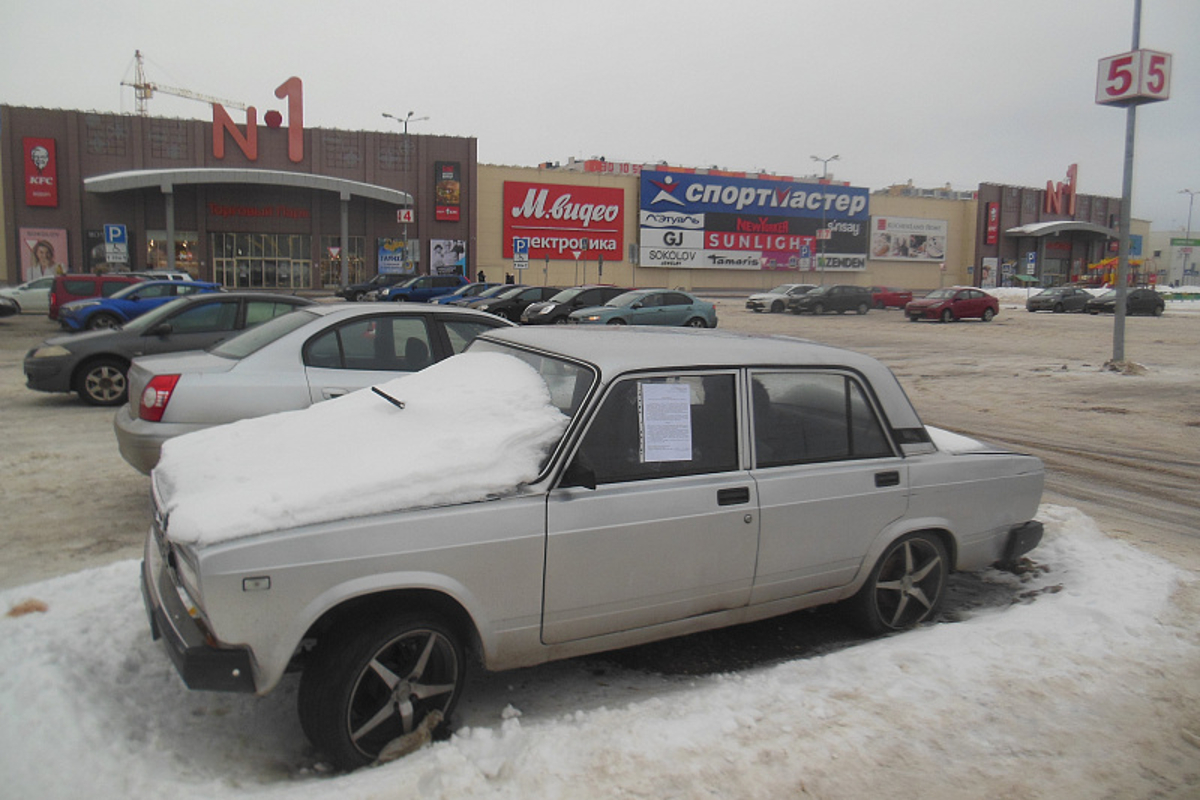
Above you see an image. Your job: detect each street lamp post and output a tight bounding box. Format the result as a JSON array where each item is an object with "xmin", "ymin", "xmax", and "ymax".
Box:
[
  {"xmin": 811, "ymin": 154, "xmax": 839, "ymax": 284},
  {"xmin": 1181, "ymin": 189, "xmax": 1197, "ymax": 282},
  {"xmin": 383, "ymin": 111, "xmax": 429, "ymax": 273}
]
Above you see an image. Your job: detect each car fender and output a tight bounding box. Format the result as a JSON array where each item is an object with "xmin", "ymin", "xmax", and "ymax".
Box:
[
  {"xmin": 841, "ymin": 515, "xmax": 959, "ymax": 596},
  {"xmin": 253, "ymin": 569, "xmax": 499, "ymax": 694}
]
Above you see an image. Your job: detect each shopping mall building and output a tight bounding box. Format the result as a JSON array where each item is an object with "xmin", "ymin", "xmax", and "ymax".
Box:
[{"xmin": 1, "ymin": 100, "xmax": 1153, "ymax": 293}]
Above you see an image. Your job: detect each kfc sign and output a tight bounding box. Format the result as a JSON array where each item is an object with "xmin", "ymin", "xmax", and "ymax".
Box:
[
  {"xmin": 503, "ymin": 181, "xmax": 624, "ymax": 259},
  {"xmin": 24, "ymin": 137, "xmax": 58, "ymax": 207},
  {"xmin": 985, "ymin": 202, "xmax": 1000, "ymax": 245}
]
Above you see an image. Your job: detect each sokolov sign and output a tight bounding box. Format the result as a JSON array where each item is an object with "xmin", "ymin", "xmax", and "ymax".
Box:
[{"xmin": 503, "ymin": 181, "xmax": 625, "ymax": 260}]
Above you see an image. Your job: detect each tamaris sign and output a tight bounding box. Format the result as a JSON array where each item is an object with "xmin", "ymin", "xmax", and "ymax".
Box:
[{"xmin": 503, "ymin": 181, "xmax": 624, "ymax": 260}]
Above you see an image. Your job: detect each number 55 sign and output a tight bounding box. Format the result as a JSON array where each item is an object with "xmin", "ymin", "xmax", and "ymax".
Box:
[{"xmin": 1096, "ymin": 49, "xmax": 1171, "ymax": 106}]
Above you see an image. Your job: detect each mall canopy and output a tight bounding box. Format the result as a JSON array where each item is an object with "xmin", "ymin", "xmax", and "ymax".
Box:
[
  {"xmin": 84, "ymin": 168, "xmax": 413, "ymax": 276},
  {"xmin": 1005, "ymin": 220, "xmax": 1117, "ymax": 238}
]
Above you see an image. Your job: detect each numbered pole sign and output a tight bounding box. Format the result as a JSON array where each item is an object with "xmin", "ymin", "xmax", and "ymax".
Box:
[{"xmin": 1096, "ymin": 49, "xmax": 1171, "ymax": 106}]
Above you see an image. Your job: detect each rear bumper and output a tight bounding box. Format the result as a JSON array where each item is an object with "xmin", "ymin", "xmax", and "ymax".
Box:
[
  {"xmin": 114, "ymin": 405, "xmax": 209, "ymax": 474},
  {"xmin": 142, "ymin": 535, "xmax": 257, "ymax": 693},
  {"xmin": 1002, "ymin": 520, "xmax": 1044, "ymax": 566}
]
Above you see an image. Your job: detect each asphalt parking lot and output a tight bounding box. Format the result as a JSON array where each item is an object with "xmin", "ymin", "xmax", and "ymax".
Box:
[{"xmin": 1, "ymin": 297, "xmax": 1198, "ymax": 591}]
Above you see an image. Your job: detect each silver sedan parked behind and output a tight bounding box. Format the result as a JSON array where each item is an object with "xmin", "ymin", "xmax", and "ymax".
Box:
[{"xmin": 115, "ymin": 304, "xmax": 513, "ymax": 473}]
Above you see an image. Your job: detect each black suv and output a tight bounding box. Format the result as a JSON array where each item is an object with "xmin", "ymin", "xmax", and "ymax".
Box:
[
  {"xmin": 335, "ymin": 273, "xmax": 408, "ymax": 302},
  {"xmin": 520, "ymin": 285, "xmax": 630, "ymax": 325},
  {"xmin": 788, "ymin": 284, "xmax": 872, "ymax": 315}
]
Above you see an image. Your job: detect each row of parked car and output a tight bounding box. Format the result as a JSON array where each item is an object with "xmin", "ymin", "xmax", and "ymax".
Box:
[{"xmin": 746, "ymin": 282, "xmax": 1168, "ymax": 322}]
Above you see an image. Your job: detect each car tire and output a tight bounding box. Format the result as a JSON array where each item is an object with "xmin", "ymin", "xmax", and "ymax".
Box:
[
  {"xmin": 606, "ymin": 318, "xmax": 627, "ymax": 325},
  {"xmin": 856, "ymin": 302, "xmax": 869, "ymax": 315},
  {"xmin": 1053, "ymin": 303, "xmax": 1064, "ymax": 313},
  {"xmin": 770, "ymin": 300, "xmax": 784, "ymax": 313},
  {"xmin": 352, "ymin": 291, "xmax": 366, "ymax": 302},
  {"xmin": 1153, "ymin": 304, "xmax": 1164, "ymax": 317},
  {"xmin": 553, "ymin": 316, "xmax": 569, "ymax": 325},
  {"xmin": 85, "ymin": 312, "xmax": 122, "ymax": 331},
  {"xmin": 684, "ymin": 317, "xmax": 708, "ymax": 328},
  {"xmin": 74, "ymin": 357, "xmax": 129, "ymax": 406},
  {"xmin": 981, "ymin": 307, "xmax": 995, "ymax": 322},
  {"xmin": 939, "ymin": 309, "xmax": 954, "ymax": 324},
  {"xmin": 908, "ymin": 314, "xmax": 920, "ymax": 322},
  {"xmin": 812, "ymin": 303, "xmax": 825, "ymax": 315},
  {"xmin": 874, "ymin": 301, "xmax": 885, "ymax": 310},
  {"xmin": 298, "ymin": 612, "xmax": 464, "ymax": 771},
  {"xmin": 850, "ymin": 532, "xmax": 949, "ymax": 635}
]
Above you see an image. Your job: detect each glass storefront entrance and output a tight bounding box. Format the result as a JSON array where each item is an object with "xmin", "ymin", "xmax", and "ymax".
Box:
[{"xmin": 211, "ymin": 233, "xmax": 313, "ymax": 290}]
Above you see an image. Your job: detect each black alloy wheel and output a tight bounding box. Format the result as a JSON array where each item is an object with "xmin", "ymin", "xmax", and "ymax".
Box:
[
  {"xmin": 851, "ymin": 533, "xmax": 949, "ymax": 634},
  {"xmin": 298, "ymin": 613, "xmax": 464, "ymax": 771}
]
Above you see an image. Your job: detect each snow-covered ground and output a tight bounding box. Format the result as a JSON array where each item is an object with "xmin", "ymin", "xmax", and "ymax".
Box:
[{"xmin": 2, "ymin": 505, "xmax": 1196, "ymax": 799}]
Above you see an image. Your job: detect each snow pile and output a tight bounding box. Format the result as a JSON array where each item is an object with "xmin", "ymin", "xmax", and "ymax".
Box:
[
  {"xmin": 155, "ymin": 352, "xmax": 569, "ymax": 545},
  {"xmin": 1, "ymin": 505, "xmax": 1195, "ymax": 799}
]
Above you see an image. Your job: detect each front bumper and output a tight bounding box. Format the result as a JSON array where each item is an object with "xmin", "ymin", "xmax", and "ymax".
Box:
[
  {"xmin": 142, "ymin": 531, "xmax": 257, "ymax": 693},
  {"xmin": 23, "ymin": 353, "xmax": 71, "ymax": 393}
]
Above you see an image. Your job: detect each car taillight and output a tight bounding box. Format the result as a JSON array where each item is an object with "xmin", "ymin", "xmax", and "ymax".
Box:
[{"xmin": 139, "ymin": 374, "xmax": 180, "ymax": 422}]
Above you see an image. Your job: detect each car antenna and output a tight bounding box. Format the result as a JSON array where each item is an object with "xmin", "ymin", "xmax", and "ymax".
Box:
[{"xmin": 371, "ymin": 386, "xmax": 405, "ymax": 410}]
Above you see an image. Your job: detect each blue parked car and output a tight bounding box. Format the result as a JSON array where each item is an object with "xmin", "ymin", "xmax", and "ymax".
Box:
[
  {"xmin": 57, "ymin": 280, "xmax": 224, "ymax": 331},
  {"xmin": 568, "ymin": 288, "xmax": 718, "ymax": 328},
  {"xmin": 429, "ymin": 282, "xmax": 502, "ymax": 304},
  {"xmin": 379, "ymin": 274, "xmax": 469, "ymax": 302}
]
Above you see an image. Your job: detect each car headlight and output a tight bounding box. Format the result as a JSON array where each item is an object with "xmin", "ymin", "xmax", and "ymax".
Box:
[
  {"xmin": 581, "ymin": 314, "xmax": 604, "ymax": 322},
  {"xmin": 71, "ymin": 301, "xmax": 101, "ymax": 310},
  {"xmin": 538, "ymin": 305, "xmax": 555, "ymax": 315},
  {"xmin": 31, "ymin": 345, "xmax": 71, "ymax": 358}
]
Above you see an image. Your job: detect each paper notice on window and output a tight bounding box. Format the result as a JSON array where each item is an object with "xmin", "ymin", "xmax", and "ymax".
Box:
[{"xmin": 639, "ymin": 382, "xmax": 692, "ymax": 462}]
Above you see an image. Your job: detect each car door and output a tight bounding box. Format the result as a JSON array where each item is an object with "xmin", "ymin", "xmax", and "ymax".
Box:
[
  {"xmin": 543, "ymin": 371, "xmax": 758, "ymax": 644},
  {"xmin": 302, "ymin": 314, "xmax": 436, "ymax": 403},
  {"xmin": 133, "ymin": 296, "xmax": 244, "ymax": 357},
  {"xmin": 747, "ymin": 370, "xmax": 909, "ymax": 603}
]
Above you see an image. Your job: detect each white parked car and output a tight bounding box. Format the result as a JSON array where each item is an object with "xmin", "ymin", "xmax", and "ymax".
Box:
[
  {"xmin": 141, "ymin": 326, "xmax": 1045, "ymax": 770},
  {"xmin": 115, "ymin": 304, "xmax": 513, "ymax": 473},
  {"xmin": 745, "ymin": 283, "xmax": 815, "ymax": 313},
  {"xmin": 0, "ymin": 276, "xmax": 55, "ymax": 314}
]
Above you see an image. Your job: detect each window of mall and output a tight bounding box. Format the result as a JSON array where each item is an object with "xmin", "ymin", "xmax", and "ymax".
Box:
[
  {"xmin": 147, "ymin": 232, "xmax": 199, "ymax": 276},
  {"xmin": 319, "ymin": 235, "xmax": 366, "ymax": 288},
  {"xmin": 211, "ymin": 233, "xmax": 313, "ymax": 289}
]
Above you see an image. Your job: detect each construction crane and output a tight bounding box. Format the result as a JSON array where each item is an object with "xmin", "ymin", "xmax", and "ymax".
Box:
[{"xmin": 121, "ymin": 50, "xmax": 247, "ymax": 116}]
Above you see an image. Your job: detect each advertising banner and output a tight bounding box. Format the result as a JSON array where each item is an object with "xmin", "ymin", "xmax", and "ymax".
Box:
[
  {"xmin": 20, "ymin": 228, "xmax": 68, "ymax": 280},
  {"xmin": 435, "ymin": 161, "xmax": 461, "ymax": 222},
  {"xmin": 503, "ymin": 181, "xmax": 625, "ymax": 261},
  {"xmin": 870, "ymin": 217, "xmax": 948, "ymax": 261},
  {"xmin": 985, "ymin": 202, "xmax": 1000, "ymax": 245},
  {"xmin": 24, "ymin": 137, "xmax": 58, "ymax": 207},
  {"xmin": 638, "ymin": 171, "xmax": 868, "ymax": 271},
  {"xmin": 378, "ymin": 238, "xmax": 418, "ymax": 274},
  {"xmin": 430, "ymin": 239, "xmax": 466, "ymax": 275}
]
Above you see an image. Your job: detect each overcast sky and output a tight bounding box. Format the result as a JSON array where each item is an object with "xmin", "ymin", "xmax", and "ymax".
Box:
[{"xmin": 3, "ymin": 0, "xmax": 1197, "ymax": 231}]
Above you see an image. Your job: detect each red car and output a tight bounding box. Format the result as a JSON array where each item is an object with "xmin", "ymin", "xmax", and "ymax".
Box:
[
  {"xmin": 905, "ymin": 287, "xmax": 998, "ymax": 323},
  {"xmin": 870, "ymin": 286, "xmax": 914, "ymax": 309}
]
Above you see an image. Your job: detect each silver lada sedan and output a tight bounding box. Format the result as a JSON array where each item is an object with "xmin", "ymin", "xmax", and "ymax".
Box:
[{"xmin": 141, "ymin": 326, "xmax": 1044, "ymax": 770}]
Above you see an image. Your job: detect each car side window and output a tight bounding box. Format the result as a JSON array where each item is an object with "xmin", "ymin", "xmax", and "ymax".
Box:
[
  {"xmin": 569, "ymin": 374, "xmax": 738, "ymax": 485},
  {"xmin": 443, "ymin": 319, "xmax": 501, "ymax": 354},
  {"xmin": 663, "ymin": 292, "xmax": 691, "ymax": 305},
  {"xmin": 167, "ymin": 301, "xmax": 238, "ymax": 333},
  {"xmin": 62, "ymin": 279, "xmax": 93, "ymax": 295},
  {"xmin": 304, "ymin": 316, "xmax": 433, "ymax": 371},
  {"xmin": 138, "ymin": 284, "xmax": 175, "ymax": 298},
  {"xmin": 244, "ymin": 301, "xmax": 298, "ymax": 327},
  {"xmin": 751, "ymin": 371, "xmax": 893, "ymax": 468}
]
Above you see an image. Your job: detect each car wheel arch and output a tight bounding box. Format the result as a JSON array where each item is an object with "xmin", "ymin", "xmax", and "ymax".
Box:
[
  {"xmin": 848, "ymin": 523, "xmax": 958, "ymax": 594},
  {"xmin": 72, "ymin": 354, "xmax": 132, "ymax": 405}
]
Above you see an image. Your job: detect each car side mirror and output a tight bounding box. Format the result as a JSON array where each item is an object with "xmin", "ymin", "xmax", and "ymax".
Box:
[
  {"xmin": 631, "ymin": 302, "xmax": 643, "ymax": 309},
  {"xmin": 149, "ymin": 322, "xmax": 173, "ymax": 336},
  {"xmin": 560, "ymin": 459, "xmax": 597, "ymax": 490}
]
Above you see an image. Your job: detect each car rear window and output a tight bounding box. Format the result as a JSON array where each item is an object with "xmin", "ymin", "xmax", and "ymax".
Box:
[
  {"xmin": 61, "ymin": 279, "xmax": 95, "ymax": 295},
  {"xmin": 210, "ymin": 308, "xmax": 318, "ymax": 359}
]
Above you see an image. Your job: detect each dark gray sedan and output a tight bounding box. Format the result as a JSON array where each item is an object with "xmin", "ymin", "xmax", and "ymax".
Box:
[
  {"xmin": 24, "ymin": 292, "xmax": 311, "ymax": 406},
  {"xmin": 1025, "ymin": 286, "xmax": 1093, "ymax": 313}
]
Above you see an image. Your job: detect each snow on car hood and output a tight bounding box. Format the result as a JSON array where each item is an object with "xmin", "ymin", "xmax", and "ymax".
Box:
[{"xmin": 154, "ymin": 352, "xmax": 570, "ymax": 546}]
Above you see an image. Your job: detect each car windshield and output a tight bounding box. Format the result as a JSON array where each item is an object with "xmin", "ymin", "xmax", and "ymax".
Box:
[
  {"xmin": 1035, "ymin": 288, "xmax": 1065, "ymax": 297},
  {"xmin": 121, "ymin": 297, "xmax": 190, "ymax": 333},
  {"xmin": 1095, "ymin": 290, "xmax": 1117, "ymax": 301},
  {"xmin": 475, "ymin": 285, "xmax": 511, "ymax": 299},
  {"xmin": 806, "ymin": 285, "xmax": 832, "ymax": 296},
  {"xmin": 467, "ymin": 340, "xmax": 596, "ymax": 423},
  {"xmin": 548, "ymin": 287, "xmax": 586, "ymax": 303},
  {"xmin": 209, "ymin": 308, "xmax": 318, "ymax": 359},
  {"xmin": 923, "ymin": 288, "xmax": 956, "ymax": 299},
  {"xmin": 109, "ymin": 282, "xmax": 152, "ymax": 300},
  {"xmin": 767, "ymin": 285, "xmax": 792, "ymax": 294},
  {"xmin": 494, "ymin": 286, "xmax": 528, "ymax": 300}
]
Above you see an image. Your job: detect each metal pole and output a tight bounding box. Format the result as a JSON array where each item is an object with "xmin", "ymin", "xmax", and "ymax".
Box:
[
  {"xmin": 811, "ymin": 155, "xmax": 839, "ymax": 285},
  {"xmin": 1112, "ymin": 0, "xmax": 1140, "ymax": 364},
  {"xmin": 1182, "ymin": 190, "xmax": 1197, "ymax": 280}
]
